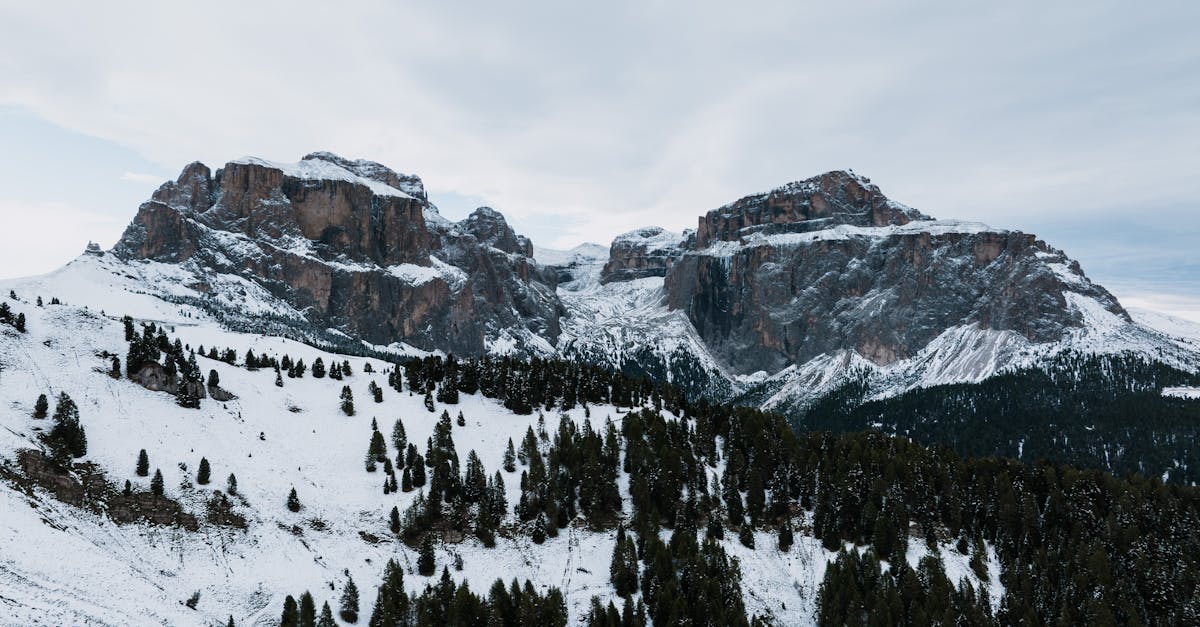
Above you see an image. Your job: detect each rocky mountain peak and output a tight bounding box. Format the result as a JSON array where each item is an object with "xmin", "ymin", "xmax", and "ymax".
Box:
[
  {"xmin": 695, "ymin": 170, "xmax": 928, "ymax": 248},
  {"xmin": 459, "ymin": 207, "xmax": 533, "ymax": 257},
  {"xmin": 300, "ymin": 151, "xmax": 427, "ymax": 200},
  {"xmin": 600, "ymin": 226, "xmax": 687, "ymax": 284},
  {"xmin": 111, "ymin": 154, "xmax": 561, "ymax": 356}
]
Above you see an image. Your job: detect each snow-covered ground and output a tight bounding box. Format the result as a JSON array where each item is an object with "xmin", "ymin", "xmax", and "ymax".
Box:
[{"xmin": 0, "ymin": 257, "xmax": 1003, "ymax": 626}]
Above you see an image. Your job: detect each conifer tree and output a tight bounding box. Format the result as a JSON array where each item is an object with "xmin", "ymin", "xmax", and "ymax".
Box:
[
  {"xmin": 391, "ymin": 419, "xmax": 407, "ymax": 468},
  {"xmin": 207, "ymin": 369, "xmax": 219, "ymax": 389},
  {"xmin": 299, "ymin": 591, "xmax": 316, "ymax": 627},
  {"xmin": 504, "ymin": 438, "xmax": 517, "ymax": 472},
  {"xmin": 401, "ymin": 466, "xmax": 413, "ymax": 492},
  {"xmin": 110, "ymin": 356, "xmax": 122, "ymax": 378},
  {"xmin": 390, "ymin": 506, "xmax": 400, "ymax": 534},
  {"xmin": 14, "ymin": 312, "xmax": 25, "ymax": 333},
  {"xmin": 369, "ymin": 380, "xmax": 383, "ymax": 403},
  {"xmin": 317, "ymin": 602, "xmax": 335, "ymax": 627},
  {"xmin": 197, "ymin": 457, "xmax": 211, "ymax": 485},
  {"xmin": 280, "ymin": 595, "xmax": 299, "ymax": 627},
  {"xmin": 739, "ymin": 524, "xmax": 755, "ymax": 549},
  {"xmin": 151, "ymin": 469, "xmax": 164, "ymax": 496},
  {"xmin": 226, "ymin": 615, "xmax": 235, "ymax": 627},
  {"xmin": 275, "ymin": 368, "xmax": 284, "ymax": 388},
  {"xmin": 778, "ymin": 522, "xmax": 793, "ymax": 552},
  {"xmin": 123, "ymin": 479, "xmax": 132, "ymax": 496},
  {"xmin": 339, "ymin": 575, "xmax": 359, "ymax": 623},
  {"xmin": 227, "ymin": 473, "xmax": 238, "ymax": 495},
  {"xmin": 123, "ymin": 315, "xmax": 134, "ymax": 341},
  {"xmin": 418, "ymin": 534, "xmax": 437, "ymax": 576},
  {"xmin": 45, "ymin": 392, "xmax": 86, "ymax": 463},
  {"xmin": 532, "ymin": 512, "xmax": 548, "ymax": 545},
  {"xmin": 411, "ymin": 454, "xmax": 426, "ymax": 487},
  {"xmin": 287, "ymin": 487, "xmax": 301, "ymax": 512},
  {"xmin": 340, "ymin": 386, "xmax": 355, "ymax": 416},
  {"xmin": 312, "ymin": 357, "xmax": 325, "ymax": 378},
  {"xmin": 424, "ymin": 390, "xmax": 435, "ymax": 412},
  {"xmin": 33, "ymin": 393, "xmax": 48, "ymax": 419}
]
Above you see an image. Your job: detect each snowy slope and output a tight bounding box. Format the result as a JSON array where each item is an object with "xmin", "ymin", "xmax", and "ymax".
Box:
[{"xmin": 0, "ymin": 259, "xmax": 1001, "ymax": 626}]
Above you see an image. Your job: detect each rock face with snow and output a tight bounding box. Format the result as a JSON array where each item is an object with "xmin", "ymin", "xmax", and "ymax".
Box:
[
  {"xmin": 600, "ymin": 227, "xmax": 688, "ymax": 284},
  {"xmin": 113, "ymin": 153, "xmax": 560, "ymax": 356},
  {"xmin": 112, "ymin": 154, "xmax": 1156, "ymax": 405},
  {"xmin": 662, "ymin": 171, "xmax": 1130, "ymax": 374}
]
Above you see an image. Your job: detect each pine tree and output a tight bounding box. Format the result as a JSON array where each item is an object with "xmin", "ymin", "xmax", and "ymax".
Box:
[
  {"xmin": 317, "ymin": 602, "xmax": 335, "ymax": 627},
  {"xmin": 207, "ymin": 369, "xmax": 220, "ymax": 389},
  {"xmin": 151, "ymin": 469, "xmax": 164, "ymax": 496},
  {"xmin": 227, "ymin": 473, "xmax": 238, "ymax": 495},
  {"xmin": 109, "ymin": 356, "xmax": 121, "ymax": 378},
  {"xmin": 340, "ymin": 386, "xmax": 355, "ymax": 416},
  {"xmin": 275, "ymin": 368, "xmax": 284, "ymax": 387},
  {"xmin": 197, "ymin": 457, "xmax": 211, "ymax": 485},
  {"xmin": 504, "ymin": 438, "xmax": 517, "ymax": 472},
  {"xmin": 369, "ymin": 380, "xmax": 383, "ymax": 403},
  {"xmin": 312, "ymin": 357, "xmax": 325, "ymax": 378},
  {"xmin": 226, "ymin": 615, "xmax": 235, "ymax": 627},
  {"xmin": 280, "ymin": 594, "xmax": 299, "ymax": 627},
  {"xmin": 391, "ymin": 419, "xmax": 407, "ymax": 468},
  {"xmin": 424, "ymin": 390, "xmax": 435, "ymax": 412},
  {"xmin": 368, "ymin": 429, "xmax": 387, "ymax": 462},
  {"xmin": 287, "ymin": 487, "xmax": 301, "ymax": 512},
  {"xmin": 33, "ymin": 393, "xmax": 48, "ymax": 419},
  {"xmin": 123, "ymin": 315, "xmax": 135, "ymax": 341},
  {"xmin": 45, "ymin": 392, "xmax": 86, "ymax": 463},
  {"xmin": 739, "ymin": 524, "xmax": 755, "ymax": 549},
  {"xmin": 14, "ymin": 312, "xmax": 25, "ymax": 333},
  {"xmin": 418, "ymin": 534, "xmax": 437, "ymax": 576},
  {"xmin": 339, "ymin": 575, "xmax": 359, "ymax": 623},
  {"xmin": 402, "ymin": 466, "xmax": 413, "ymax": 492},
  {"xmin": 532, "ymin": 513, "xmax": 548, "ymax": 544},
  {"xmin": 123, "ymin": 479, "xmax": 132, "ymax": 496},
  {"xmin": 778, "ymin": 522, "xmax": 794, "ymax": 552},
  {"xmin": 299, "ymin": 591, "xmax": 316, "ymax": 627}
]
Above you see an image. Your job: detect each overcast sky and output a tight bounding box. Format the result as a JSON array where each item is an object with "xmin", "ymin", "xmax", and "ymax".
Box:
[{"xmin": 1, "ymin": 1, "xmax": 1198, "ymax": 320}]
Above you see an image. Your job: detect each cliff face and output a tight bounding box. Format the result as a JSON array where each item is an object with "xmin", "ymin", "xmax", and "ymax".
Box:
[
  {"xmin": 113, "ymin": 155, "xmax": 1134, "ymax": 396},
  {"xmin": 113, "ymin": 153, "xmax": 559, "ymax": 355},
  {"xmin": 599, "ymin": 227, "xmax": 687, "ymax": 284},
  {"xmin": 662, "ymin": 171, "xmax": 1129, "ymax": 373}
]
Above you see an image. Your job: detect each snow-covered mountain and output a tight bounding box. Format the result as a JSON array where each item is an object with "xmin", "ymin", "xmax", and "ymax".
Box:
[
  {"xmin": 0, "ymin": 267, "xmax": 1005, "ymax": 625},
  {"xmin": 22, "ymin": 151, "xmax": 1200, "ymax": 409},
  {"xmin": 1, "ymin": 152, "xmax": 1198, "ymax": 624}
]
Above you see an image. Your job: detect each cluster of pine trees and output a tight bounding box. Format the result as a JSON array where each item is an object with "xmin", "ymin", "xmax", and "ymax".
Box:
[
  {"xmin": 358, "ymin": 559, "xmax": 567, "ymax": 627},
  {"xmin": 122, "ymin": 318, "xmax": 206, "ymax": 407},
  {"xmin": 800, "ymin": 352, "xmax": 1200, "ymax": 484},
  {"xmin": 0, "ymin": 300, "xmax": 26, "ymax": 333}
]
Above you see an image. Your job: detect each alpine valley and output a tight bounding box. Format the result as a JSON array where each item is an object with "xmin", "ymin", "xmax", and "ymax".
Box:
[{"xmin": 2, "ymin": 152, "xmax": 1198, "ymax": 626}]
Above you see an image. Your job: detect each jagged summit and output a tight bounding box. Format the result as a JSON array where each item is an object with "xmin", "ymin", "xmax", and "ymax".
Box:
[
  {"xmin": 111, "ymin": 153, "xmax": 560, "ymax": 357},
  {"xmin": 696, "ymin": 170, "xmax": 929, "ymax": 247},
  {"xmin": 96, "ymin": 155, "xmax": 1182, "ymax": 410}
]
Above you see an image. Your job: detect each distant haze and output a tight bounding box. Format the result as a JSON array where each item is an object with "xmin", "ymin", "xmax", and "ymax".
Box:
[{"xmin": 1, "ymin": 2, "xmax": 1197, "ymax": 321}]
